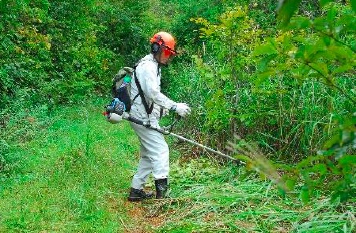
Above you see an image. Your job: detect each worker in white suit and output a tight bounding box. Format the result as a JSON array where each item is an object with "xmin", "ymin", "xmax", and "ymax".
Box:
[{"xmin": 128, "ymin": 31, "xmax": 191, "ymax": 201}]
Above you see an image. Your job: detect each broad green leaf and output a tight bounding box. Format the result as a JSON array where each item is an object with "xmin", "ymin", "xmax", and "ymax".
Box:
[
  {"xmin": 277, "ymin": 0, "xmax": 303, "ymax": 27},
  {"xmin": 257, "ymin": 55, "xmax": 275, "ymax": 72},
  {"xmin": 308, "ymin": 62, "xmax": 329, "ymax": 77},
  {"xmin": 252, "ymin": 43, "xmax": 278, "ymax": 56},
  {"xmin": 332, "ymin": 64, "xmax": 353, "ymax": 74},
  {"xmin": 338, "ymin": 14, "xmax": 356, "ymax": 33},
  {"xmin": 328, "ymin": 45, "xmax": 353, "ymax": 60},
  {"xmin": 304, "ymin": 39, "xmax": 327, "ymax": 61},
  {"xmin": 281, "ymin": 34, "xmax": 294, "ymax": 52},
  {"xmin": 313, "ymin": 17, "xmax": 328, "ymax": 31},
  {"xmin": 289, "ymin": 16, "xmax": 311, "ymax": 30}
]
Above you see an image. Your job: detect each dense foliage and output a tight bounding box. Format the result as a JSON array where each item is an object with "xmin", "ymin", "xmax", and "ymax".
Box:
[{"xmin": 0, "ymin": 0, "xmax": 151, "ymax": 108}]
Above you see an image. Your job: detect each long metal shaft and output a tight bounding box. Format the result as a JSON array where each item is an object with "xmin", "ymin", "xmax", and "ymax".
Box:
[
  {"xmin": 169, "ymin": 132, "xmax": 240, "ymax": 162},
  {"xmin": 123, "ymin": 114, "xmax": 245, "ymax": 165}
]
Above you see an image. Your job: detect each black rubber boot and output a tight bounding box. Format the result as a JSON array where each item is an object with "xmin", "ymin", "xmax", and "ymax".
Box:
[
  {"xmin": 128, "ymin": 188, "xmax": 154, "ymax": 202},
  {"xmin": 155, "ymin": 178, "xmax": 168, "ymax": 199}
]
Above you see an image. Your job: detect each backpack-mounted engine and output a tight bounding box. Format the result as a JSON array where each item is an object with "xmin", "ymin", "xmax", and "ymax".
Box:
[
  {"xmin": 104, "ymin": 64, "xmax": 153, "ymax": 123},
  {"xmin": 104, "ymin": 67, "xmax": 134, "ymax": 123}
]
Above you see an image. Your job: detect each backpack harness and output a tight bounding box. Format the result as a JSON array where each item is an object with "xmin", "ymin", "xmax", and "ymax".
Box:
[{"xmin": 110, "ymin": 59, "xmax": 157, "ymax": 116}]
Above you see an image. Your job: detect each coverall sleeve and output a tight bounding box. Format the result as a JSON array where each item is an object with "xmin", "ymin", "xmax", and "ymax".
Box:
[{"xmin": 136, "ymin": 62, "xmax": 176, "ymax": 110}]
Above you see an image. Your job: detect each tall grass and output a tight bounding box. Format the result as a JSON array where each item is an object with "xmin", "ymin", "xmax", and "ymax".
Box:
[{"xmin": 164, "ymin": 59, "xmax": 355, "ymax": 162}]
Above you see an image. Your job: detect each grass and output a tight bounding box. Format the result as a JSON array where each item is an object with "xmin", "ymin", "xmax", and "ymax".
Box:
[
  {"xmin": 143, "ymin": 158, "xmax": 355, "ymax": 232},
  {"xmin": 0, "ymin": 99, "xmax": 141, "ymax": 232},
  {"xmin": 0, "ymin": 99, "xmax": 354, "ymax": 232}
]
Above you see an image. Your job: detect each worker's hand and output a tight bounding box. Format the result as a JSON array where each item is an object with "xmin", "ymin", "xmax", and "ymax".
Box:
[{"xmin": 173, "ymin": 103, "xmax": 191, "ymax": 117}]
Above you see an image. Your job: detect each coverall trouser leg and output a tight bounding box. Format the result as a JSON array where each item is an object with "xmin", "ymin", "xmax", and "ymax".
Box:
[{"xmin": 130, "ymin": 122, "xmax": 169, "ymax": 190}]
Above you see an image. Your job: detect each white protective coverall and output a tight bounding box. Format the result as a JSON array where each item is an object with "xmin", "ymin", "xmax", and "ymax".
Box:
[{"xmin": 129, "ymin": 54, "xmax": 176, "ymax": 190}]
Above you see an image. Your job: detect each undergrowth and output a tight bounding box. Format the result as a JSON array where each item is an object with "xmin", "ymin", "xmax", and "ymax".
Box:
[{"xmin": 0, "ymin": 99, "xmax": 354, "ymax": 232}]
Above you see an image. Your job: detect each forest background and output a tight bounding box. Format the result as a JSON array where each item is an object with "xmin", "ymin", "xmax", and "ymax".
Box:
[{"xmin": 0, "ymin": 0, "xmax": 355, "ymax": 232}]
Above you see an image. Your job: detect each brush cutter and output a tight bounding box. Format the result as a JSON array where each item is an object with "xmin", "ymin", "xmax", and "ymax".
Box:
[{"xmin": 104, "ymin": 98, "xmax": 245, "ymax": 165}]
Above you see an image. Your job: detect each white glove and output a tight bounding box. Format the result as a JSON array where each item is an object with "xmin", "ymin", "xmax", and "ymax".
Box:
[
  {"xmin": 160, "ymin": 107, "xmax": 169, "ymax": 118},
  {"xmin": 173, "ymin": 103, "xmax": 191, "ymax": 117}
]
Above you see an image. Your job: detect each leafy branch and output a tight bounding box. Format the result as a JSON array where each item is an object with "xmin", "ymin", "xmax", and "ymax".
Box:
[
  {"xmin": 304, "ymin": 62, "xmax": 356, "ymax": 105},
  {"xmin": 313, "ymin": 27, "xmax": 356, "ymax": 53}
]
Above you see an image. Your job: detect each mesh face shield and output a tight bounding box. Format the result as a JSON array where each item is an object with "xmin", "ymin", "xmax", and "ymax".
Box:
[{"xmin": 163, "ymin": 46, "xmax": 177, "ymax": 56}]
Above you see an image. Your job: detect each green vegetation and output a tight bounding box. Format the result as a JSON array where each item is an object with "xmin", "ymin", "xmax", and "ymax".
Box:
[
  {"xmin": 1, "ymin": 0, "xmax": 355, "ymax": 232},
  {"xmin": 0, "ymin": 100, "xmax": 354, "ymax": 232},
  {"xmin": 0, "ymin": 100, "xmax": 137, "ymax": 231}
]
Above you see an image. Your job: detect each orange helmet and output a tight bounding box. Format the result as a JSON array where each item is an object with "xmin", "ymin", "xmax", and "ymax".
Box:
[{"xmin": 150, "ymin": 31, "xmax": 177, "ymax": 56}]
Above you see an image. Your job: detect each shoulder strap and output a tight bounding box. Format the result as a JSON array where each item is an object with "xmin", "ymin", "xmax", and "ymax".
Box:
[{"xmin": 133, "ymin": 65, "xmax": 154, "ymax": 115}]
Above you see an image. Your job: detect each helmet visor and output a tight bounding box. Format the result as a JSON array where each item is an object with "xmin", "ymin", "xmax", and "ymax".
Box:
[{"xmin": 163, "ymin": 46, "xmax": 177, "ymax": 57}]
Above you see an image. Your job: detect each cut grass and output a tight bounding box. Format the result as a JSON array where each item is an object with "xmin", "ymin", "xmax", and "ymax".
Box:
[
  {"xmin": 0, "ymin": 99, "xmax": 354, "ymax": 232},
  {"xmin": 143, "ymin": 158, "xmax": 355, "ymax": 232}
]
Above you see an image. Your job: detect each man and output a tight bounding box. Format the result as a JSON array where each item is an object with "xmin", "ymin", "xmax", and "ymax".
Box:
[{"xmin": 128, "ymin": 32, "xmax": 191, "ymax": 201}]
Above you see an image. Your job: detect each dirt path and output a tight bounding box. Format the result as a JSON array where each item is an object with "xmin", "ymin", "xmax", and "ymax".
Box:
[{"xmin": 122, "ymin": 200, "xmax": 165, "ymax": 233}]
